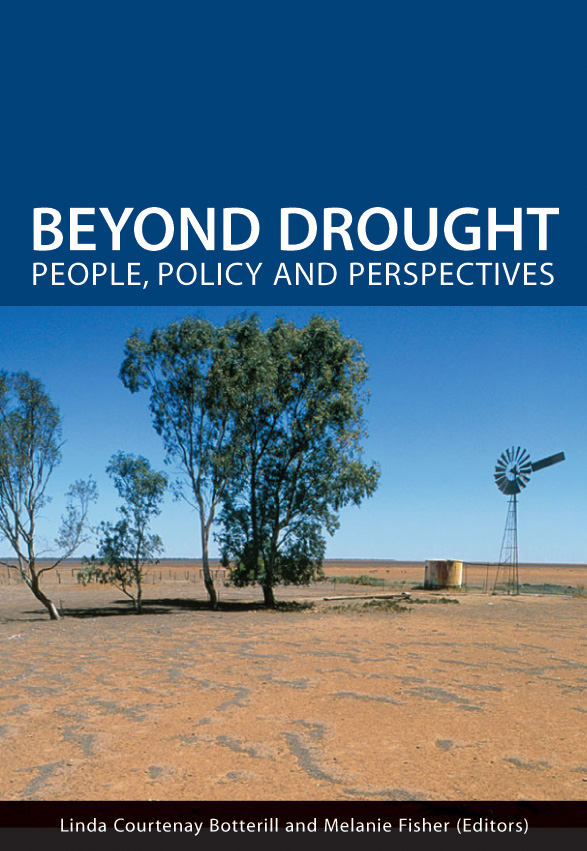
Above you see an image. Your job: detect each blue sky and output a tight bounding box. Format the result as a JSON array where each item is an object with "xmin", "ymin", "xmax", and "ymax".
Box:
[{"xmin": 0, "ymin": 306, "xmax": 584, "ymax": 563}]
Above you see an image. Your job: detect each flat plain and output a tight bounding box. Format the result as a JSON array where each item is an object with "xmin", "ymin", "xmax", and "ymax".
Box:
[{"xmin": 0, "ymin": 560, "xmax": 585, "ymax": 801}]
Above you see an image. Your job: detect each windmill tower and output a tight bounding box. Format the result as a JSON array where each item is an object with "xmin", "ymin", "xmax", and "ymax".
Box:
[{"xmin": 493, "ymin": 447, "xmax": 565, "ymax": 594}]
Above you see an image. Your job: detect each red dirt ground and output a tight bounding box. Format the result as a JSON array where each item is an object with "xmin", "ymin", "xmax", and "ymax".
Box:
[{"xmin": 0, "ymin": 560, "xmax": 585, "ymax": 801}]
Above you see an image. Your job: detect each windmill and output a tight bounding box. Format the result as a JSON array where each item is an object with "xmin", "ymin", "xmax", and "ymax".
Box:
[{"xmin": 493, "ymin": 447, "xmax": 565, "ymax": 594}]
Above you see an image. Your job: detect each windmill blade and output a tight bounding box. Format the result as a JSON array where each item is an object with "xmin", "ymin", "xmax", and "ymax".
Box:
[
  {"xmin": 494, "ymin": 477, "xmax": 509, "ymax": 494},
  {"xmin": 531, "ymin": 451, "xmax": 566, "ymax": 473}
]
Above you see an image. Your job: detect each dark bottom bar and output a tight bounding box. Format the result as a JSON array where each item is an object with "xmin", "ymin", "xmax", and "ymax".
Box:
[{"xmin": 0, "ymin": 800, "xmax": 584, "ymax": 829}]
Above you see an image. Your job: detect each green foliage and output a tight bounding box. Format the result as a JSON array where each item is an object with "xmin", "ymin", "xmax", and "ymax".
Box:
[
  {"xmin": 107, "ymin": 451, "xmax": 168, "ymax": 527},
  {"xmin": 217, "ymin": 315, "xmax": 380, "ymax": 606},
  {"xmin": 79, "ymin": 453, "xmax": 166, "ymax": 612},
  {"xmin": 120, "ymin": 313, "xmax": 380, "ymax": 609},
  {"xmin": 0, "ymin": 371, "xmax": 62, "ymax": 509},
  {"xmin": 56, "ymin": 479, "xmax": 99, "ymax": 553},
  {"xmin": 119, "ymin": 317, "xmax": 258, "ymax": 608},
  {"xmin": 0, "ymin": 371, "xmax": 97, "ymax": 619}
]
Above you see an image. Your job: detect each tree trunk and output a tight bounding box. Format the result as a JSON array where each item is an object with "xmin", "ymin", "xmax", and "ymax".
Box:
[
  {"xmin": 135, "ymin": 584, "xmax": 143, "ymax": 614},
  {"xmin": 262, "ymin": 533, "xmax": 279, "ymax": 608},
  {"xmin": 250, "ymin": 458, "xmax": 260, "ymax": 575},
  {"xmin": 262, "ymin": 583, "xmax": 276, "ymax": 608},
  {"xmin": 31, "ymin": 575, "xmax": 60, "ymax": 620},
  {"xmin": 200, "ymin": 520, "xmax": 218, "ymax": 609}
]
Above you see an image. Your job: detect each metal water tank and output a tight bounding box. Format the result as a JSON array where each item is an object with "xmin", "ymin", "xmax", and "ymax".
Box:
[{"xmin": 424, "ymin": 559, "xmax": 463, "ymax": 589}]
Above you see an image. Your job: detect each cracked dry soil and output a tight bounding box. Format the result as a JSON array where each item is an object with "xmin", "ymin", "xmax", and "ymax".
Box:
[{"xmin": 0, "ymin": 562, "xmax": 585, "ymax": 801}]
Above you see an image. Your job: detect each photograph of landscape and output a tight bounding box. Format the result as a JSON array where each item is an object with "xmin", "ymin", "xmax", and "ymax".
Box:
[{"xmin": 0, "ymin": 305, "xmax": 584, "ymax": 804}]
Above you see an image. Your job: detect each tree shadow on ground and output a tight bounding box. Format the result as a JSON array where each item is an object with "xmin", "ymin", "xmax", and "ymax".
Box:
[
  {"xmin": 57, "ymin": 598, "xmax": 315, "ymax": 619},
  {"xmin": 0, "ymin": 614, "xmax": 51, "ymax": 624}
]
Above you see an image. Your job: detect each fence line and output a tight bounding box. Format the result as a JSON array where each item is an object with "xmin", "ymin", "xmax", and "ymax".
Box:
[{"xmin": 0, "ymin": 565, "xmax": 229, "ymax": 585}]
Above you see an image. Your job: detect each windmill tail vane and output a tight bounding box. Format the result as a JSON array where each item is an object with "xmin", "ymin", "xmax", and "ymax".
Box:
[{"xmin": 530, "ymin": 451, "xmax": 566, "ymax": 473}]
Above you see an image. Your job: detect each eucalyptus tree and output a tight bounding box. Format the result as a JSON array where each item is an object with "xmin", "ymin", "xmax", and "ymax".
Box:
[
  {"xmin": 0, "ymin": 371, "xmax": 97, "ymax": 620},
  {"xmin": 217, "ymin": 315, "xmax": 380, "ymax": 607},
  {"xmin": 79, "ymin": 452, "xmax": 167, "ymax": 613},
  {"xmin": 119, "ymin": 317, "xmax": 252, "ymax": 608}
]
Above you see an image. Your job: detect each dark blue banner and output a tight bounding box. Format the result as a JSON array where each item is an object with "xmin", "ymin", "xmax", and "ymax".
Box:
[{"xmin": 3, "ymin": 2, "xmax": 583, "ymax": 306}]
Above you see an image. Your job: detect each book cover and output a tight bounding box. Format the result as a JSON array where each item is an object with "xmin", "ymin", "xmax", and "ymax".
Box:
[{"xmin": 1, "ymin": 1, "xmax": 584, "ymax": 844}]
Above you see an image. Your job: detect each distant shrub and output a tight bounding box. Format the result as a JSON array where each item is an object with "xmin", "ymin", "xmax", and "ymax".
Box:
[
  {"xmin": 409, "ymin": 597, "xmax": 459, "ymax": 605},
  {"xmin": 362, "ymin": 599, "xmax": 410, "ymax": 613},
  {"xmin": 521, "ymin": 582, "xmax": 586, "ymax": 597},
  {"xmin": 333, "ymin": 574, "xmax": 386, "ymax": 587},
  {"xmin": 329, "ymin": 599, "xmax": 410, "ymax": 614}
]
